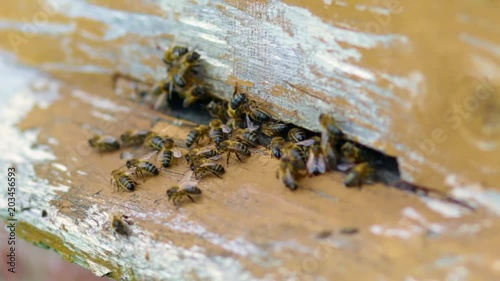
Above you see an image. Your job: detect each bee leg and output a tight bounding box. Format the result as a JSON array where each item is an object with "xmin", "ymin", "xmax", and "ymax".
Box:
[
  {"xmin": 235, "ymin": 152, "xmax": 244, "ymax": 163},
  {"xmin": 138, "ymin": 170, "xmax": 145, "ymax": 182},
  {"xmin": 226, "ymin": 152, "xmax": 231, "ymax": 166},
  {"xmin": 187, "ymin": 194, "xmax": 195, "ymax": 203}
]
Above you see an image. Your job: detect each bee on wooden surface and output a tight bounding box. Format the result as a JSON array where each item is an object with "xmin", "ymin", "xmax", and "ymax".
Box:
[
  {"xmin": 180, "ymin": 85, "xmax": 210, "ymax": 108},
  {"xmin": 217, "ymin": 140, "xmax": 251, "ymax": 165},
  {"xmin": 185, "ymin": 148, "xmax": 220, "ymax": 169},
  {"xmin": 186, "ymin": 125, "xmax": 210, "ymax": 148},
  {"xmin": 344, "ymin": 162, "xmax": 374, "ymax": 188},
  {"xmin": 282, "ymin": 142, "xmax": 307, "ymax": 166},
  {"xmin": 233, "ymin": 129, "xmax": 260, "ymax": 147},
  {"xmin": 246, "ymin": 101, "xmax": 272, "ymax": 123},
  {"xmin": 144, "ymin": 134, "xmax": 168, "ymax": 151},
  {"xmin": 159, "ymin": 138, "xmax": 182, "ymax": 168},
  {"xmin": 167, "ymin": 182, "xmax": 202, "ymax": 206},
  {"xmin": 161, "ymin": 45, "xmax": 189, "ymax": 66},
  {"xmin": 192, "ymin": 159, "xmax": 225, "ymax": 179},
  {"xmin": 305, "ymin": 136, "xmax": 327, "ymax": 176},
  {"xmin": 287, "ymin": 128, "xmax": 307, "ymax": 143},
  {"xmin": 110, "ymin": 213, "xmax": 132, "ymax": 237},
  {"xmin": 206, "ymin": 100, "xmax": 229, "ymax": 122},
  {"xmin": 88, "ymin": 135, "xmax": 120, "ymax": 152},
  {"xmin": 110, "ymin": 169, "xmax": 138, "ymax": 192},
  {"xmin": 261, "ymin": 122, "xmax": 288, "ymax": 138},
  {"xmin": 126, "ymin": 158, "xmax": 160, "ymax": 181},
  {"xmin": 276, "ymin": 156, "xmax": 299, "ymax": 190},
  {"xmin": 269, "ymin": 136, "xmax": 285, "ymax": 159},
  {"xmin": 120, "ymin": 130, "xmax": 152, "ymax": 147},
  {"xmin": 209, "ymin": 119, "xmax": 231, "ymax": 148},
  {"xmin": 227, "ymin": 85, "xmax": 248, "ymax": 119},
  {"xmin": 340, "ymin": 142, "xmax": 365, "ymax": 164},
  {"xmin": 319, "ymin": 113, "xmax": 343, "ymax": 138}
]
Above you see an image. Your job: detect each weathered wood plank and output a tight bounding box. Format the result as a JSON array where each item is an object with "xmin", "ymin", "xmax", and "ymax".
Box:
[{"xmin": 0, "ymin": 0, "xmax": 498, "ymax": 191}]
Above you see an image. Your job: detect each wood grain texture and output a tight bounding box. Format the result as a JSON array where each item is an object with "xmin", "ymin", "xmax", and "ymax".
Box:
[
  {"xmin": 0, "ymin": 0, "xmax": 498, "ymax": 192},
  {"xmin": 1, "ymin": 0, "xmax": 500, "ymax": 280}
]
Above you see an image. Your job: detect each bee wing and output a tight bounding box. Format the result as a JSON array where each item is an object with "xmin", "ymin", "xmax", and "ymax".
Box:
[
  {"xmin": 173, "ymin": 149, "xmax": 183, "ymax": 158},
  {"xmin": 222, "ymin": 124, "xmax": 232, "ymax": 134},
  {"xmin": 179, "ymin": 171, "xmax": 197, "ymax": 186},
  {"xmin": 208, "ymin": 155, "xmax": 222, "ymax": 161},
  {"xmin": 142, "ymin": 150, "xmax": 159, "ymax": 160},
  {"xmin": 199, "ymin": 162, "xmax": 218, "ymax": 168},
  {"xmin": 245, "ymin": 114, "xmax": 260, "ymax": 131},
  {"xmin": 337, "ymin": 163, "xmax": 356, "ymax": 172},
  {"xmin": 195, "ymin": 146, "xmax": 217, "ymax": 155},
  {"xmin": 307, "ymin": 153, "xmax": 326, "ymax": 174},
  {"xmin": 296, "ymin": 139, "xmax": 315, "ymax": 147}
]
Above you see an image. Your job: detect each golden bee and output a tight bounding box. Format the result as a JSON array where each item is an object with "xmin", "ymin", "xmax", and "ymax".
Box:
[
  {"xmin": 167, "ymin": 182, "xmax": 202, "ymax": 206},
  {"xmin": 340, "ymin": 142, "xmax": 365, "ymax": 164},
  {"xmin": 161, "ymin": 45, "xmax": 189, "ymax": 66},
  {"xmin": 261, "ymin": 122, "xmax": 288, "ymax": 138},
  {"xmin": 246, "ymin": 101, "xmax": 272, "ymax": 123},
  {"xmin": 180, "ymin": 84, "xmax": 210, "ymax": 108},
  {"xmin": 209, "ymin": 119, "xmax": 231, "ymax": 148},
  {"xmin": 305, "ymin": 136, "xmax": 327, "ymax": 176},
  {"xmin": 206, "ymin": 100, "xmax": 229, "ymax": 122},
  {"xmin": 319, "ymin": 113, "xmax": 343, "ymax": 138},
  {"xmin": 344, "ymin": 162, "xmax": 374, "ymax": 187},
  {"xmin": 120, "ymin": 130, "xmax": 152, "ymax": 147},
  {"xmin": 227, "ymin": 85, "xmax": 248, "ymax": 119},
  {"xmin": 125, "ymin": 158, "xmax": 160, "ymax": 181},
  {"xmin": 276, "ymin": 156, "xmax": 300, "ymax": 190},
  {"xmin": 186, "ymin": 125, "xmax": 210, "ymax": 148},
  {"xmin": 110, "ymin": 169, "xmax": 138, "ymax": 192},
  {"xmin": 233, "ymin": 128, "xmax": 260, "ymax": 147},
  {"xmin": 192, "ymin": 159, "xmax": 225, "ymax": 179},
  {"xmin": 185, "ymin": 148, "xmax": 220, "ymax": 170},
  {"xmin": 269, "ymin": 136, "xmax": 285, "ymax": 159},
  {"xmin": 110, "ymin": 213, "xmax": 132, "ymax": 237},
  {"xmin": 217, "ymin": 140, "xmax": 251, "ymax": 165},
  {"xmin": 287, "ymin": 128, "xmax": 307, "ymax": 143},
  {"xmin": 281, "ymin": 142, "xmax": 307, "ymax": 168},
  {"xmin": 88, "ymin": 135, "xmax": 120, "ymax": 152},
  {"xmin": 158, "ymin": 138, "xmax": 182, "ymax": 168},
  {"xmin": 144, "ymin": 134, "xmax": 168, "ymax": 151}
]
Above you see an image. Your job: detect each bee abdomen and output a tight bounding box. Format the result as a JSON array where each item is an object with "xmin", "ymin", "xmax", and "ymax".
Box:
[
  {"xmin": 186, "ymin": 131, "xmax": 198, "ymax": 148},
  {"xmin": 118, "ymin": 176, "xmax": 135, "ymax": 191},
  {"xmin": 162, "ymin": 150, "xmax": 174, "ymax": 168},
  {"xmin": 144, "ymin": 162, "xmax": 159, "ymax": 175}
]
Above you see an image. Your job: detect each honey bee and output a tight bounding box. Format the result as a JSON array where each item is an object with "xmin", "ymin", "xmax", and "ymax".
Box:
[
  {"xmin": 287, "ymin": 128, "xmax": 307, "ymax": 143},
  {"xmin": 192, "ymin": 159, "xmax": 225, "ymax": 179},
  {"xmin": 159, "ymin": 138, "xmax": 183, "ymax": 168},
  {"xmin": 185, "ymin": 148, "xmax": 220, "ymax": 169},
  {"xmin": 180, "ymin": 85, "xmax": 210, "ymax": 108},
  {"xmin": 167, "ymin": 183, "xmax": 202, "ymax": 206},
  {"xmin": 319, "ymin": 113, "xmax": 343, "ymax": 138},
  {"xmin": 344, "ymin": 162, "xmax": 374, "ymax": 187},
  {"xmin": 261, "ymin": 122, "xmax": 288, "ymax": 137},
  {"xmin": 233, "ymin": 129, "xmax": 260, "ymax": 147},
  {"xmin": 246, "ymin": 101, "xmax": 272, "ymax": 123},
  {"xmin": 110, "ymin": 213, "xmax": 132, "ymax": 237},
  {"xmin": 88, "ymin": 135, "xmax": 120, "ymax": 152},
  {"xmin": 126, "ymin": 158, "xmax": 160, "ymax": 181},
  {"xmin": 276, "ymin": 156, "xmax": 299, "ymax": 190},
  {"xmin": 340, "ymin": 142, "xmax": 364, "ymax": 164},
  {"xmin": 120, "ymin": 130, "xmax": 152, "ymax": 147},
  {"xmin": 217, "ymin": 140, "xmax": 251, "ymax": 165},
  {"xmin": 144, "ymin": 134, "xmax": 168, "ymax": 151},
  {"xmin": 162, "ymin": 46, "xmax": 189, "ymax": 66},
  {"xmin": 206, "ymin": 100, "xmax": 229, "ymax": 122},
  {"xmin": 209, "ymin": 119, "xmax": 231, "ymax": 148},
  {"xmin": 282, "ymin": 142, "xmax": 307, "ymax": 167},
  {"xmin": 269, "ymin": 136, "xmax": 285, "ymax": 159},
  {"xmin": 110, "ymin": 169, "xmax": 138, "ymax": 192},
  {"xmin": 186, "ymin": 125, "xmax": 210, "ymax": 148},
  {"xmin": 305, "ymin": 136, "xmax": 327, "ymax": 176},
  {"xmin": 227, "ymin": 85, "xmax": 248, "ymax": 118}
]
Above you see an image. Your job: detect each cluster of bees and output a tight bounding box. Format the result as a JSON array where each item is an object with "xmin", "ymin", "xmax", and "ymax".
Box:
[{"xmin": 93, "ymin": 44, "xmax": 474, "ymax": 236}]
